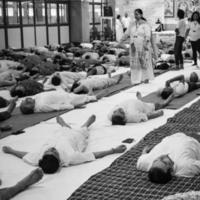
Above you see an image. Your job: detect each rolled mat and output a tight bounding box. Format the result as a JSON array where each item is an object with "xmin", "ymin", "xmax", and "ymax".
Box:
[
  {"xmin": 142, "ymin": 88, "xmax": 200, "ymax": 109},
  {"xmin": 68, "ymin": 99, "xmax": 200, "ymax": 200}
]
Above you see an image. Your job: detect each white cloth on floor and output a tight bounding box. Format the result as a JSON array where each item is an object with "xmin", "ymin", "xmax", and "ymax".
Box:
[
  {"xmin": 137, "ymin": 133, "xmax": 200, "ymax": 177},
  {"xmin": 33, "ymin": 90, "xmax": 96, "ymax": 112},
  {"xmin": 108, "ymin": 99, "xmax": 155, "ymax": 123},
  {"xmin": 23, "ymin": 127, "xmax": 95, "ymax": 167}
]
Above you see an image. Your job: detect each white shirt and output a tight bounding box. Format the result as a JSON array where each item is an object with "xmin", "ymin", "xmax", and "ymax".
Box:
[
  {"xmin": 80, "ymin": 76, "xmax": 117, "ymax": 92},
  {"xmin": 137, "ymin": 133, "xmax": 200, "ymax": 177},
  {"xmin": 188, "ymin": 21, "xmax": 200, "ymax": 41},
  {"xmin": 34, "ymin": 90, "xmax": 96, "ymax": 112},
  {"xmin": 108, "ymin": 99, "xmax": 155, "ymax": 123},
  {"xmin": 44, "ymin": 71, "xmax": 86, "ymax": 91},
  {"xmin": 176, "ymin": 19, "xmax": 187, "ymax": 38},
  {"xmin": 23, "ymin": 127, "xmax": 95, "ymax": 167},
  {"xmin": 122, "ymin": 16, "xmax": 131, "ymax": 29},
  {"xmin": 170, "ymin": 81, "xmax": 189, "ymax": 97},
  {"xmin": 0, "ymin": 60, "xmax": 20, "ymax": 73}
]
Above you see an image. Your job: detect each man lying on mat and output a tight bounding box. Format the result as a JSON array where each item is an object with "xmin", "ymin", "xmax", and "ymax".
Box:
[
  {"xmin": 2, "ymin": 115, "xmax": 127, "ymax": 174},
  {"xmin": 0, "ymin": 168, "xmax": 43, "ymax": 200},
  {"xmin": 71, "ymin": 73, "xmax": 123, "ymax": 95},
  {"xmin": 43, "ymin": 71, "xmax": 86, "ymax": 91},
  {"xmin": 159, "ymin": 71, "xmax": 200, "ymax": 100},
  {"xmin": 19, "ymin": 90, "xmax": 97, "ymax": 114},
  {"xmin": 137, "ymin": 132, "xmax": 200, "ymax": 184},
  {"xmin": 86, "ymin": 64, "xmax": 116, "ymax": 77},
  {"xmin": 108, "ymin": 91, "xmax": 173, "ymax": 125}
]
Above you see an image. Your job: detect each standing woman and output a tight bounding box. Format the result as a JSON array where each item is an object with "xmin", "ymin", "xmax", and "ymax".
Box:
[
  {"xmin": 185, "ymin": 11, "xmax": 200, "ymax": 66},
  {"xmin": 118, "ymin": 9, "xmax": 154, "ymax": 85},
  {"xmin": 174, "ymin": 9, "xmax": 187, "ymax": 70},
  {"xmin": 115, "ymin": 15, "xmax": 124, "ymax": 42}
]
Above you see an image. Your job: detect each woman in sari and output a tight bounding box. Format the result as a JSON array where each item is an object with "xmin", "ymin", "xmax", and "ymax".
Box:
[{"xmin": 118, "ymin": 9, "xmax": 155, "ymax": 85}]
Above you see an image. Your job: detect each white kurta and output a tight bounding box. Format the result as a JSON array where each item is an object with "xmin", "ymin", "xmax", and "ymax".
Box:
[
  {"xmin": 108, "ymin": 99, "xmax": 155, "ymax": 123},
  {"xmin": 116, "ymin": 19, "xmax": 124, "ymax": 42},
  {"xmin": 23, "ymin": 127, "xmax": 95, "ymax": 167},
  {"xmin": 137, "ymin": 133, "xmax": 200, "ymax": 177},
  {"xmin": 33, "ymin": 90, "xmax": 96, "ymax": 112},
  {"xmin": 120, "ymin": 21, "xmax": 154, "ymax": 84}
]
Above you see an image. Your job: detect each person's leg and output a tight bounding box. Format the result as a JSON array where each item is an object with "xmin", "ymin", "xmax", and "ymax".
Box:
[
  {"xmin": 2, "ymin": 146, "xmax": 27, "ymax": 159},
  {"xmin": 191, "ymin": 41, "xmax": 197, "ymax": 65},
  {"xmin": 0, "ymin": 168, "xmax": 43, "ymax": 200},
  {"xmin": 174, "ymin": 37, "xmax": 179, "ymax": 69},
  {"xmin": 179, "ymin": 38, "xmax": 184, "ymax": 69},
  {"xmin": 81, "ymin": 115, "xmax": 96, "ymax": 128},
  {"xmin": 93, "ymin": 144, "xmax": 127, "ymax": 159},
  {"xmin": 147, "ymin": 110, "xmax": 164, "ymax": 120},
  {"xmin": 56, "ymin": 116, "xmax": 72, "ymax": 128}
]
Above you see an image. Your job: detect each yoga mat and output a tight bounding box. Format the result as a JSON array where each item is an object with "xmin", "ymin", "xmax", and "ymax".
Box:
[
  {"xmin": 142, "ymin": 88, "xmax": 200, "ymax": 109},
  {"xmin": 68, "ymin": 99, "xmax": 200, "ymax": 200},
  {"xmin": 0, "ymin": 107, "xmax": 74, "ymax": 139}
]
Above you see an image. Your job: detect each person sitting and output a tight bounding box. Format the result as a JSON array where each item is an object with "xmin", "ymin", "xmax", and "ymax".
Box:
[
  {"xmin": 0, "ymin": 168, "xmax": 43, "ymax": 200},
  {"xmin": 159, "ymin": 72, "xmax": 200, "ymax": 99},
  {"xmin": 10, "ymin": 79, "xmax": 44, "ymax": 98},
  {"xmin": 108, "ymin": 91, "xmax": 173, "ymax": 125},
  {"xmin": 19, "ymin": 90, "xmax": 97, "ymax": 114},
  {"xmin": 0, "ymin": 97, "xmax": 18, "ymax": 121},
  {"xmin": 44, "ymin": 71, "xmax": 86, "ymax": 91},
  {"xmin": 137, "ymin": 132, "xmax": 200, "ymax": 184},
  {"xmin": 71, "ymin": 73, "xmax": 123, "ymax": 95},
  {"xmin": 2, "ymin": 115, "xmax": 127, "ymax": 174},
  {"xmin": 87, "ymin": 64, "xmax": 116, "ymax": 76}
]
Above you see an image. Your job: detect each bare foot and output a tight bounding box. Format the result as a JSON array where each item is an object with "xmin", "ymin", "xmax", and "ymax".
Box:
[
  {"xmin": 56, "ymin": 116, "xmax": 71, "ymax": 128},
  {"xmin": 113, "ymin": 145, "xmax": 127, "ymax": 153},
  {"xmin": 2, "ymin": 146, "xmax": 13, "ymax": 154},
  {"xmin": 87, "ymin": 115, "xmax": 96, "ymax": 125},
  {"xmin": 136, "ymin": 91, "xmax": 142, "ymax": 100}
]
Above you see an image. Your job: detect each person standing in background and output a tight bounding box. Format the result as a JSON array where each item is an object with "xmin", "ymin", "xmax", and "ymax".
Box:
[
  {"xmin": 185, "ymin": 11, "xmax": 200, "ymax": 67},
  {"xmin": 118, "ymin": 9, "xmax": 155, "ymax": 85},
  {"xmin": 115, "ymin": 15, "xmax": 124, "ymax": 42},
  {"xmin": 122, "ymin": 12, "xmax": 131, "ymax": 32},
  {"xmin": 174, "ymin": 9, "xmax": 187, "ymax": 70}
]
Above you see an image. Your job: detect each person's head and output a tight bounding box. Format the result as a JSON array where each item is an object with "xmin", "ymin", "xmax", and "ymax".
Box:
[
  {"xmin": 191, "ymin": 11, "xmax": 200, "ymax": 23},
  {"xmin": 177, "ymin": 9, "xmax": 185, "ymax": 19},
  {"xmin": 148, "ymin": 154, "xmax": 174, "ymax": 184},
  {"xmin": 190, "ymin": 72, "xmax": 199, "ymax": 82},
  {"xmin": 20, "ymin": 97, "xmax": 35, "ymax": 114},
  {"xmin": 10, "ymin": 85, "xmax": 26, "ymax": 97},
  {"xmin": 51, "ymin": 74, "xmax": 61, "ymax": 86},
  {"xmin": 111, "ymin": 108, "xmax": 126, "ymax": 125},
  {"xmin": 160, "ymin": 87, "xmax": 173, "ymax": 99},
  {"xmin": 117, "ymin": 14, "xmax": 121, "ymax": 20},
  {"xmin": 134, "ymin": 8, "xmax": 146, "ymax": 21},
  {"xmin": 39, "ymin": 147, "xmax": 60, "ymax": 174}
]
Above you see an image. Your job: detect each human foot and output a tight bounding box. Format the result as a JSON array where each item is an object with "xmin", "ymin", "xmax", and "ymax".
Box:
[
  {"xmin": 113, "ymin": 145, "xmax": 127, "ymax": 153},
  {"xmin": 136, "ymin": 91, "xmax": 142, "ymax": 100}
]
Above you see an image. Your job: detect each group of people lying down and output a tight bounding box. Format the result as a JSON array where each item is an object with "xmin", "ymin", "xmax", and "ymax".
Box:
[{"xmin": 2, "ymin": 70, "xmax": 200, "ymax": 199}]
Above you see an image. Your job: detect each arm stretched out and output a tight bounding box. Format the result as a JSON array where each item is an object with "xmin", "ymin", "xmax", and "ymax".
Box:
[{"xmin": 165, "ymin": 75, "xmax": 185, "ymax": 87}]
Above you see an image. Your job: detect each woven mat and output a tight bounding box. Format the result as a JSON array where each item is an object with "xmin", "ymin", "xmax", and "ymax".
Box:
[
  {"xmin": 142, "ymin": 88, "xmax": 200, "ymax": 110},
  {"xmin": 68, "ymin": 99, "xmax": 200, "ymax": 200}
]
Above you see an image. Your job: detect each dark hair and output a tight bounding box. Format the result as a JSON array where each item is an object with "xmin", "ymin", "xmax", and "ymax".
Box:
[
  {"xmin": 160, "ymin": 87, "xmax": 173, "ymax": 100},
  {"xmin": 20, "ymin": 101, "xmax": 35, "ymax": 114},
  {"xmin": 10, "ymin": 86, "xmax": 25, "ymax": 98},
  {"xmin": 117, "ymin": 15, "xmax": 121, "ymax": 20},
  {"xmin": 190, "ymin": 72, "xmax": 199, "ymax": 82},
  {"xmin": 191, "ymin": 11, "xmax": 200, "ymax": 24},
  {"xmin": 39, "ymin": 155, "xmax": 60, "ymax": 174},
  {"xmin": 0, "ymin": 97, "xmax": 9, "ymax": 108},
  {"xmin": 177, "ymin": 9, "xmax": 185, "ymax": 19},
  {"xmin": 51, "ymin": 75, "xmax": 61, "ymax": 86},
  {"xmin": 85, "ymin": 55, "xmax": 91, "ymax": 60},
  {"xmin": 135, "ymin": 8, "xmax": 146, "ymax": 21},
  {"xmin": 111, "ymin": 115, "xmax": 126, "ymax": 125},
  {"xmin": 148, "ymin": 167, "xmax": 172, "ymax": 184}
]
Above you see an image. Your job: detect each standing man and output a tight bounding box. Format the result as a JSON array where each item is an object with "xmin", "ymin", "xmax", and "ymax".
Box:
[{"xmin": 122, "ymin": 12, "xmax": 131, "ymax": 32}]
